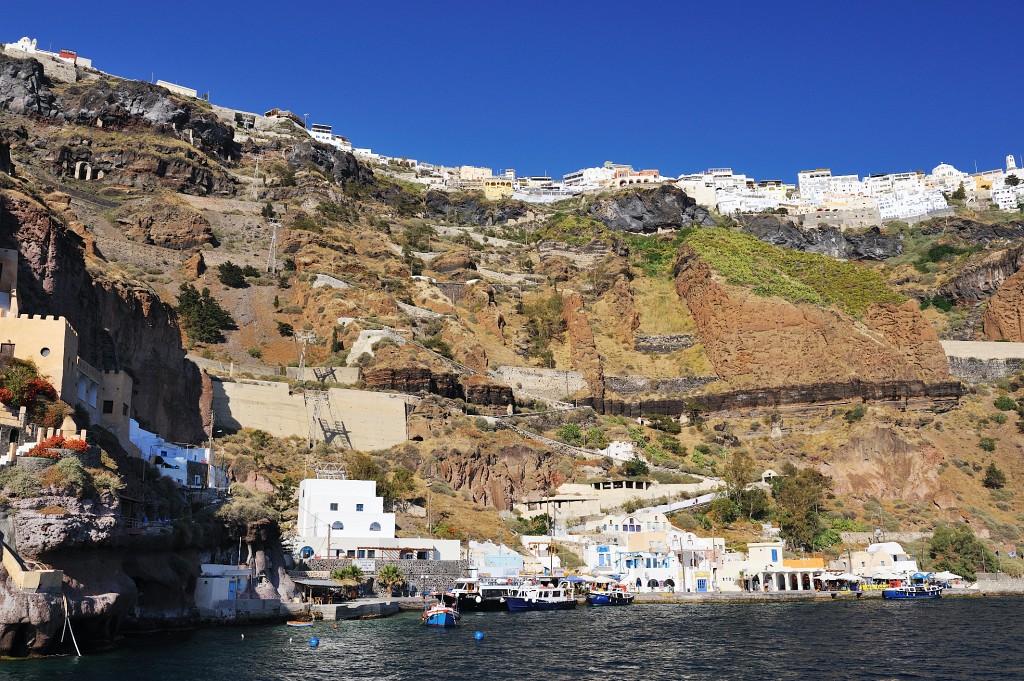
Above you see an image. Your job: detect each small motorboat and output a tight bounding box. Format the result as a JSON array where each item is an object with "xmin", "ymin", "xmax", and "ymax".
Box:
[
  {"xmin": 882, "ymin": 584, "xmax": 943, "ymax": 599},
  {"xmin": 422, "ymin": 603, "xmax": 460, "ymax": 627},
  {"xmin": 586, "ymin": 589, "xmax": 635, "ymax": 606},
  {"xmin": 286, "ymin": 620, "xmax": 316, "ymax": 627}
]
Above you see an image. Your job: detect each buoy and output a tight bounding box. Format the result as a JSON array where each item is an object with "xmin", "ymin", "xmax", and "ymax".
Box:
[
  {"xmin": 333, "ymin": 623, "xmax": 338, "ymax": 630},
  {"xmin": 241, "ymin": 634, "xmax": 245, "ymax": 639},
  {"xmin": 474, "ymin": 631, "xmax": 484, "ymax": 641},
  {"xmin": 309, "ymin": 637, "xmax": 320, "ymax": 648}
]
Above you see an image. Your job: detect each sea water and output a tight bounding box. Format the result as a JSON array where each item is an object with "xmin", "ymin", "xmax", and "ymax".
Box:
[{"xmin": 2, "ymin": 598, "xmax": 1022, "ymax": 680}]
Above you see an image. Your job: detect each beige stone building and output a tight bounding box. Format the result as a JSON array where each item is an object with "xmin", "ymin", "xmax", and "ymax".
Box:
[{"xmin": 0, "ymin": 249, "xmax": 133, "ymax": 441}]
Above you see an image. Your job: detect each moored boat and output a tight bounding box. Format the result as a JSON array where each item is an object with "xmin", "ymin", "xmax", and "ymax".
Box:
[
  {"xmin": 286, "ymin": 620, "xmax": 316, "ymax": 627},
  {"xmin": 422, "ymin": 603, "xmax": 460, "ymax": 627},
  {"xmin": 585, "ymin": 589, "xmax": 634, "ymax": 606},
  {"xmin": 440, "ymin": 577, "xmax": 519, "ymax": 612},
  {"xmin": 506, "ymin": 583, "xmax": 577, "ymax": 612},
  {"xmin": 882, "ymin": 584, "xmax": 943, "ymax": 599}
]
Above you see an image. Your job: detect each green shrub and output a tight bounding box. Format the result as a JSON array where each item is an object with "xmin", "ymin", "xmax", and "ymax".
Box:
[
  {"xmin": 55, "ymin": 457, "xmax": 91, "ymax": 498},
  {"xmin": 217, "ymin": 261, "xmax": 248, "ymax": 288},
  {"xmin": 844, "ymin": 403, "xmax": 867, "ymax": 423},
  {"xmin": 994, "ymin": 395, "xmax": 1018, "ymax": 411},
  {"xmin": 555, "ymin": 423, "xmax": 582, "ymax": 446},
  {"xmin": 0, "ymin": 467, "xmax": 41, "ymax": 498},
  {"xmin": 979, "ymin": 437, "xmax": 997, "ymax": 452},
  {"xmin": 983, "ymin": 463, "xmax": 1007, "ymax": 489}
]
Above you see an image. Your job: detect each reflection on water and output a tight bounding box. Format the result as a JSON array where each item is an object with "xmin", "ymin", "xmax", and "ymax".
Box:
[{"xmin": 3, "ymin": 599, "xmax": 1024, "ymax": 681}]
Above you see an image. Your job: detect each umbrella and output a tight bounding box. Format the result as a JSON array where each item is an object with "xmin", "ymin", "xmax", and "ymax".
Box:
[
  {"xmin": 592, "ymin": 576, "xmax": 616, "ymax": 584},
  {"xmin": 932, "ymin": 571, "xmax": 962, "ymax": 581},
  {"xmin": 831, "ymin": 573, "xmax": 863, "ymax": 582},
  {"xmin": 562, "ymin": 576, "xmax": 586, "ymax": 583}
]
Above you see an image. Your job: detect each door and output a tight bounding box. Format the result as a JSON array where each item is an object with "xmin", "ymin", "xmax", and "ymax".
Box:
[{"xmin": 696, "ymin": 578, "xmax": 708, "ymax": 592}]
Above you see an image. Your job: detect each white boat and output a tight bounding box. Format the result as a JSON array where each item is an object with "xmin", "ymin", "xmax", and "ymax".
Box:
[{"xmin": 505, "ymin": 583, "xmax": 577, "ymax": 611}]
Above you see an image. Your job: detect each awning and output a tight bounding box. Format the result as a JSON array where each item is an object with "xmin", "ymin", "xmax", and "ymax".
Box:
[
  {"xmin": 829, "ymin": 573, "xmax": 863, "ymax": 582},
  {"xmin": 292, "ymin": 579, "xmax": 344, "ymax": 588},
  {"xmin": 932, "ymin": 571, "xmax": 962, "ymax": 580}
]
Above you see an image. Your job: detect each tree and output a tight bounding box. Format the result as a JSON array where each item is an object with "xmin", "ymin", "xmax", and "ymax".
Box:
[
  {"xmin": 376, "ymin": 564, "xmax": 404, "ymax": 595},
  {"xmin": 770, "ymin": 463, "xmax": 832, "ymax": 550},
  {"xmin": 1006, "ymin": 174, "xmax": 1021, "ymax": 187},
  {"xmin": 217, "ymin": 261, "xmax": 248, "ymax": 288},
  {"xmin": 983, "ymin": 463, "xmax": 1007, "ymax": 489},
  {"xmin": 555, "ymin": 423, "xmax": 582, "ymax": 446},
  {"xmin": 177, "ymin": 284, "xmax": 235, "ymax": 343},
  {"xmin": 722, "ymin": 450, "xmax": 756, "ymax": 501},
  {"xmin": 332, "ymin": 564, "xmax": 364, "ymax": 582},
  {"xmin": 928, "ymin": 524, "xmax": 998, "ymax": 580},
  {"xmin": 277, "ymin": 321, "xmax": 294, "ymax": 337},
  {"xmin": 619, "ymin": 455, "xmax": 649, "ymax": 478},
  {"xmin": 951, "ymin": 182, "xmax": 966, "ymax": 201}
]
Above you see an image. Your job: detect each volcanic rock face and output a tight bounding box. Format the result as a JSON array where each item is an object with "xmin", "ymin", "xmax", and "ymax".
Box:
[
  {"xmin": 939, "ymin": 245, "xmax": 1024, "ymax": 305},
  {"xmin": 983, "ymin": 267, "xmax": 1024, "ymax": 341},
  {"xmin": 430, "ymin": 441, "xmax": 560, "ymax": 511},
  {"xmin": 0, "ymin": 54, "xmax": 56, "ymax": 115},
  {"xmin": 422, "ymin": 190, "xmax": 528, "ymax": 225},
  {"xmin": 115, "ymin": 198, "xmax": 215, "ymax": 248},
  {"xmin": 1, "ymin": 189, "xmax": 206, "ymax": 441},
  {"xmin": 825, "ymin": 427, "xmax": 950, "ymax": 504},
  {"xmin": 673, "ymin": 246, "xmax": 950, "ymax": 389},
  {"xmin": 286, "ymin": 140, "xmax": 375, "ymax": 187},
  {"xmin": 562, "ymin": 292, "xmax": 604, "ymax": 398},
  {"xmin": 589, "ymin": 185, "xmax": 714, "ymax": 233},
  {"xmin": 738, "ymin": 215, "xmax": 902, "ymax": 260}
]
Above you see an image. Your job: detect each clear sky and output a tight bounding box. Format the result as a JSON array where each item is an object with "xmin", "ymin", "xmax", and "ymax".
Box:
[{"xmin": 5, "ymin": 0, "xmax": 1023, "ymax": 181}]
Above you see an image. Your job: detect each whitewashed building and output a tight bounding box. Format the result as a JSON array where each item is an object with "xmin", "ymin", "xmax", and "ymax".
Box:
[{"xmin": 293, "ymin": 477, "xmax": 459, "ymax": 560}]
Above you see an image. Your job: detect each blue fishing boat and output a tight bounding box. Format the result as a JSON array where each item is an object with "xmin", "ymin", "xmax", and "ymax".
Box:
[
  {"xmin": 585, "ymin": 589, "xmax": 634, "ymax": 606},
  {"xmin": 421, "ymin": 603, "xmax": 460, "ymax": 627}
]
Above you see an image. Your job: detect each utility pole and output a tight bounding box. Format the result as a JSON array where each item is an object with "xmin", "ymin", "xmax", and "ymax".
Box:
[
  {"xmin": 266, "ymin": 218, "xmax": 279, "ymax": 273},
  {"xmin": 295, "ymin": 331, "xmax": 318, "ymax": 373},
  {"xmin": 251, "ymin": 153, "xmax": 262, "ymax": 200}
]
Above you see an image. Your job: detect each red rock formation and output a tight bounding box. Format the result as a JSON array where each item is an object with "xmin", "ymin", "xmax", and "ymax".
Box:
[
  {"xmin": 983, "ymin": 267, "xmax": 1024, "ymax": 341},
  {"xmin": 429, "ymin": 439, "xmax": 560, "ymax": 511},
  {"xmin": 562, "ymin": 292, "xmax": 605, "ymax": 398},
  {"xmin": 606, "ymin": 275, "xmax": 640, "ymax": 346},
  {"xmin": 674, "ymin": 246, "xmax": 950, "ymax": 389}
]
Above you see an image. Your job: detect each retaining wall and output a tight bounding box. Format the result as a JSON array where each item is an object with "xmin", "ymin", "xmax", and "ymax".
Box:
[
  {"xmin": 489, "ymin": 366, "xmax": 586, "ymax": 402},
  {"xmin": 976, "ymin": 573, "xmax": 1024, "ymax": 594},
  {"xmin": 295, "ymin": 558, "xmax": 469, "ymax": 595}
]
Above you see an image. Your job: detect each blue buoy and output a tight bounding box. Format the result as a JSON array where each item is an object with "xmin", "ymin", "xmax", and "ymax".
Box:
[
  {"xmin": 309, "ymin": 637, "xmax": 320, "ymax": 648},
  {"xmin": 474, "ymin": 631, "xmax": 484, "ymax": 641}
]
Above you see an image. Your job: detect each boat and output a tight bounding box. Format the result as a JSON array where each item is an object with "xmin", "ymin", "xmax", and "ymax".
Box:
[
  {"xmin": 286, "ymin": 620, "xmax": 316, "ymax": 627},
  {"xmin": 585, "ymin": 588, "xmax": 635, "ymax": 606},
  {"xmin": 506, "ymin": 583, "xmax": 577, "ymax": 612},
  {"xmin": 422, "ymin": 602, "xmax": 460, "ymax": 627},
  {"xmin": 882, "ymin": 584, "xmax": 943, "ymax": 599},
  {"xmin": 440, "ymin": 577, "xmax": 519, "ymax": 612}
]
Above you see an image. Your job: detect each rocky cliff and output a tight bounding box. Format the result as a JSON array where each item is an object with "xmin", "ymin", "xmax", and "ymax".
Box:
[
  {"xmin": 939, "ymin": 244, "xmax": 1024, "ymax": 305},
  {"xmin": 427, "ymin": 439, "xmax": 562, "ymax": 511},
  {"xmin": 1, "ymin": 187, "xmax": 205, "ymax": 441},
  {"xmin": 423, "ymin": 190, "xmax": 528, "ymax": 225},
  {"xmin": 737, "ymin": 214, "xmax": 902, "ymax": 260},
  {"xmin": 983, "ymin": 266, "xmax": 1024, "ymax": 341},
  {"xmin": 589, "ymin": 185, "xmax": 715, "ymax": 233},
  {"xmin": 673, "ymin": 245, "xmax": 950, "ymax": 389}
]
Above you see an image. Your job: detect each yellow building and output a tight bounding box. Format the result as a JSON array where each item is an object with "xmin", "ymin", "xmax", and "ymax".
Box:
[
  {"xmin": 0, "ymin": 249, "xmax": 133, "ymax": 441},
  {"xmin": 482, "ymin": 177, "xmax": 514, "ymax": 200}
]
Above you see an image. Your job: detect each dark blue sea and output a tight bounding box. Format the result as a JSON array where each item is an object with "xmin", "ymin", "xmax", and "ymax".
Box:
[{"xmin": 2, "ymin": 599, "xmax": 1022, "ymax": 680}]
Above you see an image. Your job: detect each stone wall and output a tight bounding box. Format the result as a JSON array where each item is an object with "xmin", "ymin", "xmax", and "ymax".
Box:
[
  {"xmin": 946, "ymin": 356, "xmax": 1024, "ymax": 383},
  {"xmin": 294, "ymin": 558, "xmax": 469, "ymax": 595},
  {"xmin": 489, "ymin": 366, "xmax": 586, "ymax": 402},
  {"xmin": 633, "ymin": 334, "xmax": 696, "ymax": 353},
  {"xmin": 976, "ymin": 573, "xmax": 1024, "ymax": 593},
  {"xmin": 839, "ymin": 531, "xmax": 934, "ymax": 545},
  {"xmin": 605, "ymin": 375, "xmax": 717, "ymax": 397}
]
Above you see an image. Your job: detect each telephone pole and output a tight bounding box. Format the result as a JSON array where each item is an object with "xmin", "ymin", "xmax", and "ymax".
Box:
[
  {"xmin": 266, "ymin": 217, "xmax": 280, "ymax": 273},
  {"xmin": 251, "ymin": 153, "xmax": 262, "ymax": 200}
]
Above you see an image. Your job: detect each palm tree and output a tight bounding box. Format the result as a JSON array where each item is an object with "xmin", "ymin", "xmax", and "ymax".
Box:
[
  {"xmin": 331, "ymin": 564, "xmax": 365, "ymax": 582},
  {"xmin": 377, "ymin": 564, "xmax": 405, "ymax": 596}
]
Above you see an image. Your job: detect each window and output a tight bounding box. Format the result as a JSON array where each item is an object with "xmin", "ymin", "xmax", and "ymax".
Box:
[
  {"xmin": 331, "ymin": 521, "xmax": 343, "ymax": 530},
  {"xmin": 39, "ymin": 347, "xmax": 50, "ymax": 357},
  {"xmin": 329, "ymin": 503, "xmax": 338, "ymax": 511},
  {"xmin": 367, "ymin": 550, "xmax": 375, "ymax": 558},
  {"xmin": 102, "ymin": 400, "xmax": 114, "ymax": 414},
  {"xmin": 358, "ymin": 550, "xmax": 366, "ymax": 558},
  {"xmin": 369, "ymin": 522, "xmax": 381, "ymax": 532},
  {"xmin": 346, "ymin": 550, "xmax": 355, "ymax": 558},
  {"xmin": 356, "ymin": 503, "xmax": 364, "ymax": 512},
  {"xmin": 122, "ymin": 403, "xmax": 128, "ymax": 416}
]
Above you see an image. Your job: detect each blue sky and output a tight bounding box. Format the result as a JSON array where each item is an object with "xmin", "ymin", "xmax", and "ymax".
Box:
[{"xmin": 5, "ymin": 1, "xmax": 1022, "ymax": 181}]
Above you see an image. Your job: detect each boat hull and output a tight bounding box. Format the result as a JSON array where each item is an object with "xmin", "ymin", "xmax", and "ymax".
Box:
[
  {"xmin": 506, "ymin": 597, "xmax": 577, "ymax": 612},
  {"xmin": 882, "ymin": 588, "xmax": 942, "ymax": 599},
  {"xmin": 586, "ymin": 592, "xmax": 634, "ymax": 606},
  {"xmin": 286, "ymin": 621, "xmax": 315, "ymax": 627},
  {"xmin": 422, "ymin": 606, "xmax": 460, "ymax": 627},
  {"xmin": 441, "ymin": 593, "xmax": 509, "ymax": 612}
]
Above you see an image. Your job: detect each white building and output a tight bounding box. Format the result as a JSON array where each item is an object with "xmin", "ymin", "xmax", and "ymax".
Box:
[
  {"xmin": 563, "ymin": 164, "xmax": 617, "ymax": 189},
  {"xmin": 156, "ymin": 80, "xmax": 198, "ymax": 99},
  {"xmin": 714, "ymin": 541, "xmax": 827, "ymax": 592},
  {"xmin": 797, "ymin": 169, "xmax": 834, "ymax": 201},
  {"xmin": 829, "ymin": 541, "xmax": 919, "ymax": 578},
  {"xmin": 584, "ymin": 511, "xmax": 682, "ymax": 591},
  {"xmin": 128, "ymin": 419, "xmax": 227, "ymax": 489},
  {"xmin": 293, "ymin": 477, "xmax": 460, "ymax": 561},
  {"xmin": 467, "ymin": 541, "xmax": 525, "ymax": 577}
]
